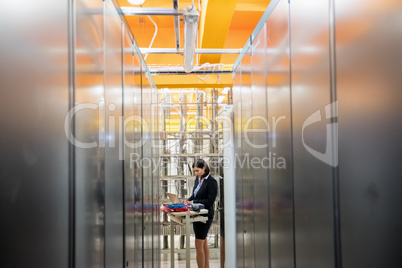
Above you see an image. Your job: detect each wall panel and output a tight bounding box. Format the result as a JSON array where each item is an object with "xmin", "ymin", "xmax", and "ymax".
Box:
[
  {"xmin": 266, "ymin": 1, "xmax": 294, "ymax": 267},
  {"xmin": 250, "ymin": 25, "xmax": 270, "ymax": 268},
  {"xmin": 75, "ymin": 0, "xmax": 105, "ymax": 267},
  {"xmin": 151, "ymin": 83, "xmax": 161, "ymax": 268},
  {"xmin": 0, "ymin": 0, "xmax": 69, "ymax": 267},
  {"xmin": 233, "ymin": 66, "xmax": 244, "ymax": 268},
  {"xmin": 123, "ymin": 25, "xmax": 136, "ymax": 268},
  {"xmin": 240, "ymin": 51, "xmax": 255, "ymax": 268},
  {"xmin": 141, "ymin": 63, "xmax": 153, "ymax": 268},
  {"xmin": 0, "ymin": 0, "xmax": 162, "ymax": 267},
  {"xmin": 133, "ymin": 51, "xmax": 144, "ymax": 267},
  {"xmin": 234, "ymin": 1, "xmax": 402, "ymax": 267},
  {"xmin": 104, "ymin": 0, "xmax": 123, "ymax": 267},
  {"xmin": 336, "ymin": 0, "xmax": 402, "ymax": 267},
  {"xmin": 290, "ymin": 0, "xmax": 335, "ymax": 266}
]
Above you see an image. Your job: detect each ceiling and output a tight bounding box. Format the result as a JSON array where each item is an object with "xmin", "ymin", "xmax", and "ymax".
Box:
[{"xmin": 115, "ymin": 0, "xmax": 271, "ymax": 88}]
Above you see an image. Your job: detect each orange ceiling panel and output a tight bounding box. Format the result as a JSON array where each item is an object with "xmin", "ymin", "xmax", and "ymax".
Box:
[{"xmin": 115, "ymin": 0, "xmax": 272, "ymax": 88}]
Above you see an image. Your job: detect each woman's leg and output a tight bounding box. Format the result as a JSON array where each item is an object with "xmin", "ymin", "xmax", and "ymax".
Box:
[
  {"xmin": 204, "ymin": 237, "xmax": 210, "ymax": 268},
  {"xmin": 220, "ymin": 236, "xmax": 225, "ymax": 268},
  {"xmin": 195, "ymin": 238, "xmax": 205, "ymax": 268}
]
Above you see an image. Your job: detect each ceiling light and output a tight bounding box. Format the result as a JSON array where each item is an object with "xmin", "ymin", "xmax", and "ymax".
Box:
[
  {"xmin": 128, "ymin": 0, "xmax": 145, "ymax": 5},
  {"xmin": 183, "ymin": 6, "xmax": 199, "ymax": 73}
]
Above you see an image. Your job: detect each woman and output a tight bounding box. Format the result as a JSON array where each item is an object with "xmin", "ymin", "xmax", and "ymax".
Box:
[{"xmin": 183, "ymin": 159, "xmax": 218, "ymax": 268}]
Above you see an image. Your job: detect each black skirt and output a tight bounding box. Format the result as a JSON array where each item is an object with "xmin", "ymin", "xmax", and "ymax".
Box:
[{"xmin": 193, "ymin": 218, "xmax": 213, "ymax": 240}]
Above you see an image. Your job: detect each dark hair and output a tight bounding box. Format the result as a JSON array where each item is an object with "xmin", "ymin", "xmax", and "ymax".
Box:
[{"xmin": 192, "ymin": 159, "xmax": 210, "ymax": 178}]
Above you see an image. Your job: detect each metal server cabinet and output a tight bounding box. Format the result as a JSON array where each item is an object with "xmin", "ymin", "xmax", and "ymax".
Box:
[
  {"xmin": 0, "ymin": 0, "xmax": 70, "ymax": 267},
  {"xmin": 233, "ymin": 65, "xmax": 245, "ymax": 268},
  {"xmin": 250, "ymin": 23, "xmax": 271, "ymax": 268},
  {"xmin": 123, "ymin": 24, "xmax": 136, "ymax": 268},
  {"xmin": 266, "ymin": 0, "xmax": 295, "ymax": 267},
  {"xmin": 290, "ymin": 0, "xmax": 336, "ymax": 267},
  {"xmin": 75, "ymin": 0, "xmax": 105, "ymax": 267},
  {"xmin": 104, "ymin": 0, "xmax": 124, "ymax": 267},
  {"xmin": 336, "ymin": 0, "xmax": 402, "ymax": 267},
  {"xmin": 141, "ymin": 61, "xmax": 153, "ymax": 268},
  {"xmin": 133, "ymin": 46, "xmax": 144, "ymax": 268},
  {"xmin": 151, "ymin": 82, "xmax": 161, "ymax": 268},
  {"xmin": 240, "ymin": 50, "xmax": 255, "ymax": 268}
]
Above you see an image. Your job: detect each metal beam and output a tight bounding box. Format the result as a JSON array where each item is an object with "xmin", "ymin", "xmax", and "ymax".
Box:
[
  {"xmin": 119, "ymin": 7, "xmax": 185, "ymax": 16},
  {"xmin": 161, "ymin": 103, "xmax": 228, "ymax": 106},
  {"xmin": 173, "ymin": 0, "xmax": 181, "ymax": 50},
  {"xmin": 153, "ymin": 73, "xmax": 233, "ymax": 88},
  {"xmin": 139, "ymin": 48, "xmax": 241, "ymax": 54},
  {"xmin": 75, "ymin": 48, "xmax": 242, "ymax": 55},
  {"xmin": 195, "ymin": 48, "xmax": 241, "ymax": 54},
  {"xmin": 149, "ymin": 69, "xmax": 232, "ymax": 75}
]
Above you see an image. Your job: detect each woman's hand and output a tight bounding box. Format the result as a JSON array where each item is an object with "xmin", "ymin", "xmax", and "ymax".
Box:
[{"xmin": 182, "ymin": 200, "xmax": 192, "ymax": 205}]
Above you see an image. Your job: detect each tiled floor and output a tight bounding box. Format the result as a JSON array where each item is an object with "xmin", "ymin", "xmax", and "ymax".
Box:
[
  {"xmin": 160, "ymin": 235, "xmax": 222, "ymax": 267},
  {"xmin": 161, "ymin": 252, "xmax": 221, "ymax": 268}
]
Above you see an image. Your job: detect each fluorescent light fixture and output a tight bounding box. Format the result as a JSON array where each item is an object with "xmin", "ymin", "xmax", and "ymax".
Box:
[
  {"xmin": 128, "ymin": 0, "xmax": 145, "ymax": 5},
  {"xmin": 183, "ymin": 6, "xmax": 199, "ymax": 73},
  {"xmin": 218, "ymin": 96, "xmax": 225, "ymax": 103},
  {"xmin": 222, "ymin": 87, "xmax": 230, "ymax": 94}
]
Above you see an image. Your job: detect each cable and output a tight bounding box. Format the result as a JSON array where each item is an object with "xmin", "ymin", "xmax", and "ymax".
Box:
[
  {"xmin": 196, "ymin": 30, "xmax": 199, "ymax": 67},
  {"xmin": 196, "ymin": 62, "xmax": 212, "ymax": 80},
  {"xmin": 195, "ymin": 63, "xmax": 224, "ymax": 80},
  {"xmin": 144, "ymin": 15, "xmax": 158, "ymax": 61}
]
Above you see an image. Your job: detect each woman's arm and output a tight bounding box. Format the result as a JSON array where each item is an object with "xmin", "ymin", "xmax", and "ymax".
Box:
[{"xmin": 188, "ymin": 194, "xmax": 194, "ymax": 202}]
